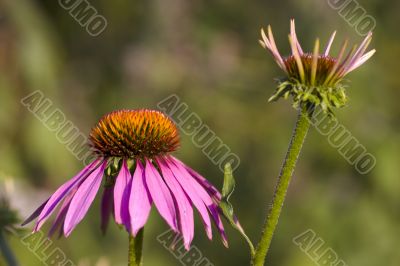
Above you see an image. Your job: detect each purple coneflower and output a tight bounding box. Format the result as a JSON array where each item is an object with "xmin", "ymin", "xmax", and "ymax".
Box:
[
  {"xmin": 23, "ymin": 109, "xmax": 228, "ymax": 251},
  {"xmin": 259, "ymin": 19, "xmax": 375, "ymax": 114}
]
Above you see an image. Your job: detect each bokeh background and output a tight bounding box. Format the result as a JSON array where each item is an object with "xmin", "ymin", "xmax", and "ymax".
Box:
[{"xmin": 0, "ymin": 0, "xmax": 399, "ymax": 265}]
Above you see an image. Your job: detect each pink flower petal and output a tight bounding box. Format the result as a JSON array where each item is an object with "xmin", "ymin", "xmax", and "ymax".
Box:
[
  {"xmin": 324, "ymin": 31, "xmax": 337, "ymax": 56},
  {"xmin": 178, "ymin": 157, "xmax": 241, "ymax": 239},
  {"xmin": 175, "ymin": 158, "xmax": 221, "ymax": 200},
  {"xmin": 208, "ymin": 204, "xmax": 229, "ymax": 248},
  {"xmin": 166, "ymin": 157, "xmax": 217, "ymax": 240},
  {"xmin": 48, "ymin": 186, "xmax": 79, "ymax": 238},
  {"xmin": 100, "ymin": 187, "xmax": 114, "ymax": 234},
  {"xmin": 168, "ymin": 157, "xmax": 229, "ymax": 246},
  {"xmin": 290, "ymin": 19, "xmax": 303, "ymax": 55},
  {"xmin": 260, "ymin": 27, "xmax": 287, "ymax": 72},
  {"xmin": 114, "ymin": 160, "xmax": 132, "ymax": 231},
  {"xmin": 129, "ymin": 160, "xmax": 152, "ymax": 236},
  {"xmin": 33, "ymin": 159, "xmax": 101, "ymax": 231},
  {"xmin": 288, "ymin": 33, "xmax": 305, "ymax": 83},
  {"xmin": 63, "ymin": 160, "xmax": 106, "ymax": 236},
  {"xmin": 144, "ymin": 159, "xmax": 177, "ymax": 231},
  {"xmin": 335, "ymin": 44, "xmax": 359, "ymax": 79},
  {"xmin": 21, "ymin": 200, "xmax": 48, "ymax": 226},
  {"xmin": 344, "ymin": 32, "xmax": 373, "ymax": 74},
  {"xmin": 324, "ymin": 39, "xmax": 349, "ymax": 84},
  {"xmin": 157, "ymin": 158, "xmax": 194, "ymax": 250},
  {"xmin": 349, "ymin": 32, "xmax": 372, "ymax": 62},
  {"xmin": 346, "ymin": 49, "xmax": 376, "ymax": 74}
]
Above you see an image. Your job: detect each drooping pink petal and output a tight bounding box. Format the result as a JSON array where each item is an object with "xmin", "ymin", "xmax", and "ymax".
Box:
[
  {"xmin": 260, "ymin": 29, "xmax": 286, "ymax": 71},
  {"xmin": 208, "ymin": 204, "xmax": 229, "ymax": 247},
  {"xmin": 164, "ymin": 158, "xmax": 213, "ymax": 240},
  {"xmin": 100, "ymin": 187, "xmax": 114, "ymax": 234},
  {"xmin": 174, "ymin": 157, "xmax": 221, "ymax": 200},
  {"xmin": 168, "ymin": 157, "xmax": 229, "ymax": 247},
  {"xmin": 113, "ymin": 160, "xmax": 132, "ymax": 231},
  {"xmin": 324, "ymin": 31, "xmax": 337, "ymax": 56},
  {"xmin": 48, "ymin": 205, "xmax": 68, "ymax": 238},
  {"xmin": 48, "ymin": 186, "xmax": 79, "ymax": 238},
  {"xmin": 267, "ymin": 26, "xmax": 287, "ymax": 71},
  {"xmin": 178, "ymin": 157, "xmax": 242, "ymax": 239},
  {"xmin": 157, "ymin": 157, "xmax": 194, "ymax": 250},
  {"xmin": 33, "ymin": 159, "xmax": 101, "ymax": 231},
  {"xmin": 260, "ymin": 27, "xmax": 287, "ymax": 72},
  {"xmin": 144, "ymin": 159, "xmax": 177, "ymax": 231},
  {"xmin": 129, "ymin": 160, "xmax": 152, "ymax": 236},
  {"xmin": 63, "ymin": 160, "xmax": 106, "ymax": 236},
  {"xmin": 21, "ymin": 200, "xmax": 48, "ymax": 226}
]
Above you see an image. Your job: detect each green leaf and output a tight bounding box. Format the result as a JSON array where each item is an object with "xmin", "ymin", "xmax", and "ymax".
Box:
[{"xmin": 219, "ymin": 163, "xmax": 255, "ymax": 258}]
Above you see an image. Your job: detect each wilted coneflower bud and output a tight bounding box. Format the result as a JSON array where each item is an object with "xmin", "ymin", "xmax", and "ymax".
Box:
[
  {"xmin": 23, "ymin": 109, "xmax": 229, "ymax": 250},
  {"xmin": 252, "ymin": 19, "xmax": 376, "ymax": 266},
  {"xmin": 259, "ymin": 19, "xmax": 375, "ymax": 114}
]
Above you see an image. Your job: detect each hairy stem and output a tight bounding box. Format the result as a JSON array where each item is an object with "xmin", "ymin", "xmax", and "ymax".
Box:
[
  {"xmin": 128, "ymin": 229, "xmax": 144, "ymax": 266},
  {"xmin": 252, "ymin": 107, "xmax": 311, "ymax": 265}
]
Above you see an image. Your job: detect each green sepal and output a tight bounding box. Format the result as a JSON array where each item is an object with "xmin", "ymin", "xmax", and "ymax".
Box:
[
  {"xmin": 104, "ymin": 157, "xmax": 122, "ymax": 187},
  {"xmin": 268, "ymin": 77, "xmax": 348, "ymax": 117}
]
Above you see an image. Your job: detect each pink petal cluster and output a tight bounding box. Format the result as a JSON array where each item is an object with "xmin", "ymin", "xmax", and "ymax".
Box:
[
  {"xmin": 23, "ymin": 156, "xmax": 228, "ymax": 250},
  {"xmin": 259, "ymin": 19, "xmax": 376, "ymax": 83}
]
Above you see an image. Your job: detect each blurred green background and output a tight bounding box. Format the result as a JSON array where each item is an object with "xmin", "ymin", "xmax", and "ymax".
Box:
[{"xmin": 0, "ymin": 0, "xmax": 399, "ymax": 265}]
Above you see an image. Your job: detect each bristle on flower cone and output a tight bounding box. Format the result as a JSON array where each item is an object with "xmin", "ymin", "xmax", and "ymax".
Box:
[{"xmin": 89, "ymin": 109, "xmax": 180, "ymax": 158}]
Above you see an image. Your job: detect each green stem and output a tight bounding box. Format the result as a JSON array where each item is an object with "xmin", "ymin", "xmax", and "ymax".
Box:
[
  {"xmin": 128, "ymin": 229, "xmax": 144, "ymax": 266},
  {"xmin": 252, "ymin": 107, "xmax": 311, "ymax": 266},
  {"xmin": 0, "ymin": 232, "xmax": 18, "ymax": 266}
]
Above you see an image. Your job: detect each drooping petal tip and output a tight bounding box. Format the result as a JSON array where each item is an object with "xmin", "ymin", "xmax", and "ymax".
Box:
[{"xmin": 63, "ymin": 161, "xmax": 106, "ymax": 236}]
